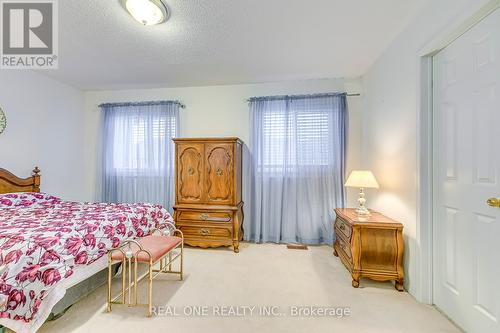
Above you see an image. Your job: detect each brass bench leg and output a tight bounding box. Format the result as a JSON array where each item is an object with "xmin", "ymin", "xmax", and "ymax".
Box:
[
  {"xmin": 180, "ymin": 244, "xmax": 184, "ymax": 281},
  {"xmin": 107, "ymin": 257, "xmax": 112, "ymax": 312},
  {"xmin": 134, "ymin": 259, "xmax": 138, "ymax": 306},
  {"xmin": 121, "ymin": 258, "xmax": 126, "ymax": 304},
  {"xmin": 148, "ymin": 261, "xmax": 153, "ymax": 317},
  {"xmin": 127, "ymin": 257, "xmax": 132, "ymax": 306}
]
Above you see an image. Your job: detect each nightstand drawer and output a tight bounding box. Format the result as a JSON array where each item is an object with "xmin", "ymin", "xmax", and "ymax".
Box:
[
  {"xmin": 336, "ymin": 236, "xmax": 352, "ymax": 260},
  {"xmin": 335, "ymin": 217, "xmax": 352, "ymax": 240}
]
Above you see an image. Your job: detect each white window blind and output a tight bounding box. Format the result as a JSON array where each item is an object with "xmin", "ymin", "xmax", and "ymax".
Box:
[{"xmin": 261, "ymin": 107, "xmax": 332, "ymax": 167}]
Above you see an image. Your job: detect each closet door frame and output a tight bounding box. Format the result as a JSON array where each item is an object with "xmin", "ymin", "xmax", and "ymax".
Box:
[{"xmin": 416, "ymin": 0, "xmax": 500, "ymax": 306}]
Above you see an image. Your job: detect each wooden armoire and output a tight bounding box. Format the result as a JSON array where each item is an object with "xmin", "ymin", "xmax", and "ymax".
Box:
[{"xmin": 173, "ymin": 138, "xmax": 244, "ymax": 253}]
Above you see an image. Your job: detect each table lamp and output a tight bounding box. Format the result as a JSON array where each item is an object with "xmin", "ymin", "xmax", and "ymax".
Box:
[{"xmin": 345, "ymin": 170, "xmax": 379, "ymax": 215}]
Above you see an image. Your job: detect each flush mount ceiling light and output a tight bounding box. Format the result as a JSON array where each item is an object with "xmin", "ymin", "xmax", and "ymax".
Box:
[{"xmin": 124, "ymin": 0, "xmax": 169, "ymax": 26}]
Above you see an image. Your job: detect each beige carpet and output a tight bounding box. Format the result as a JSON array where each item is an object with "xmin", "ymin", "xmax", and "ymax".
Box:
[{"xmin": 35, "ymin": 243, "xmax": 459, "ymax": 333}]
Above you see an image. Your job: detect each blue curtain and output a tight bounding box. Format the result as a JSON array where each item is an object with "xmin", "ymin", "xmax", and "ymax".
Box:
[
  {"xmin": 100, "ymin": 101, "xmax": 180, "ymax": 210},
  {"xmin": 248, "ymin": 93, "xmax": 347, "ymax": 245}
]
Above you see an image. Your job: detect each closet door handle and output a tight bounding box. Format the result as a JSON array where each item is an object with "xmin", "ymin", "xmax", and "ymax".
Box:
[{"xmin": 487, "ymin": 198, "xmax": 500, "ymax": 207}]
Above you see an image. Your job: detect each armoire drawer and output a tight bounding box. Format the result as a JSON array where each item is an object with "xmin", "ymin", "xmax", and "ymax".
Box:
[
  {"xmin": 177, "ymin": 210, "xmax": 233, "ymax": 223},
  {"xmin": 178, "ymin": 225, "xmax": 232, "ymax": 239}
]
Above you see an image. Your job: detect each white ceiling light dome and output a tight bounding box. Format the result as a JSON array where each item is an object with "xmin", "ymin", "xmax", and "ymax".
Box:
[{"xmin": 124, "ymin": 0, "xmax": 169, "ymax": 26}]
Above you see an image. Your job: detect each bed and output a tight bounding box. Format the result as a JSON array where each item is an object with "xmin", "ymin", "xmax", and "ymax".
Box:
[{"xmin": 0, "ymin": 167, "xmax": 174, "ymax": 333}]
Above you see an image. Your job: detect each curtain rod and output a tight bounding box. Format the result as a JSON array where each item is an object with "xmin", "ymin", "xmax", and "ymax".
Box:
[
  {"xmin": 245, "ymin": 92, "xmax": 361, "ymax": 103},
  {"xmin": 98, "ymin": 100, "xmax": 186, "ymax": 109}
]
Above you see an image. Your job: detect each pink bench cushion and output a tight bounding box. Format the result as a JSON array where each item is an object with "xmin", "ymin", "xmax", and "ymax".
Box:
[{"xmin": 111, "ymin": 235, "xmax": 182, "ymax": 263}]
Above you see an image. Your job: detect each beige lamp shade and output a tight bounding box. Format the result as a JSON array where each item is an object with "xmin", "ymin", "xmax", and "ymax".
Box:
[{"xmin": 345, "ymin": 170, "xmax": 379, "ymax": 189}]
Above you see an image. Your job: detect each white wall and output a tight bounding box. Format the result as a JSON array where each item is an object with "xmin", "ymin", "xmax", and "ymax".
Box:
[
  {"xmin": 362, "ymin": 0, "xmax": 492, "ymax": 300},
  {"xmin": 0, "ymin": 72, "xmax": 362, "ymax": 221},
  {"xmin": 84, "ymin": 78, "xmax": 363, "ymax": 219},
  {"xmin": 0, "ymin": 71, "xmax": 86, "ymax": 200}
]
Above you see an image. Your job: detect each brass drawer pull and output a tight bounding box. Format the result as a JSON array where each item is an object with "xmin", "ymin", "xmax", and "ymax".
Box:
[
  {"xmin": 487, "ymin": 197, "xmax": 500, "ymax": 207},
  {"xmin": 200, "ymin": 229, "xmax": 210, "ymax": 236},
  {"xmin": 200, "ymin": 213, "xmax": 209, "ymax": 220},
  {"xmin": 339, "ymin": 224, "xmax": 346, "ymax": 231}
]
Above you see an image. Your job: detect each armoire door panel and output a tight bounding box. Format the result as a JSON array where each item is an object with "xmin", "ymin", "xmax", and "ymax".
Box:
[
  {"xmin": 177, "ymin": 143, "xmax": 204, "ymax": 203},
  {"xmin": 205, "ymin": 143, "xmax": 234, "ymax": 204}
]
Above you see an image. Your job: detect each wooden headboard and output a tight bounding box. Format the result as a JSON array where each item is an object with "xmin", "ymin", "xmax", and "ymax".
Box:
[{"xmin": 0, "ymin": 167, "xmax": 41, "ymax": 194}]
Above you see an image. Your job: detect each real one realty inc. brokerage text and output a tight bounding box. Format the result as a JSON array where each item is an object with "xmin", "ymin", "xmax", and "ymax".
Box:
[{"xmin": 152, "ymin": 305, "xmax": 352, "ymax": 318}]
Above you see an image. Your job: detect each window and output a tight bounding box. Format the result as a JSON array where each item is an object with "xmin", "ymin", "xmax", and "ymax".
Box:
[
  {"xmin": 260, "ymin": 106, "xmax": 333, "ymax": 169},
  {"xmin": 100, "ymin": 101, "xmax": 180, "ymax": 209},
  {"xmin": 111, "ymin": 114, "xmax": 177, "ymax": 171},
  {"xmin": 249, "ymin": 94, "xmax": 347, "ymax": 245}
]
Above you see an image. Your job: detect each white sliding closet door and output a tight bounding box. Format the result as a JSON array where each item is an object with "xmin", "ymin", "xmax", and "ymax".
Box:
[{"xmin": 433, "ymin": 8, "xmax": 500, "ymax": 333}]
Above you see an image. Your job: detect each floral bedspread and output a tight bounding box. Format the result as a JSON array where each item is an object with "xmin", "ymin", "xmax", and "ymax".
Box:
[{"xmin": 0, "ymin": 192, "xmax": 173, "ymax": 324}]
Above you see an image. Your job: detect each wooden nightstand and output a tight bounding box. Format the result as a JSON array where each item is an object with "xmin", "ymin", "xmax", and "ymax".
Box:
[{"xmin": 333, "ymin": 208, "xmax": 404, "ymax": 291}]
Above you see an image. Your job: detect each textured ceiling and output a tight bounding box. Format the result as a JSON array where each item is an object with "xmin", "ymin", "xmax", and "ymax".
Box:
[{"xmin": 41, "ymin": 0, "xmax": 429, "ymax": 90}]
